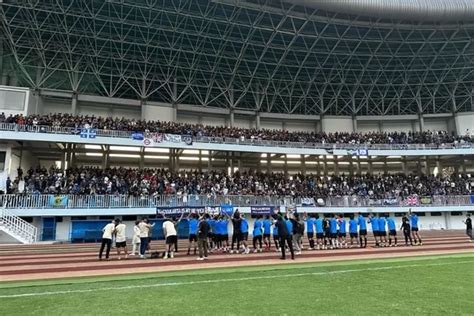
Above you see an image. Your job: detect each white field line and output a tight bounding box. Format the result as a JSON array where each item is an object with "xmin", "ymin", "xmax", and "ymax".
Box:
[{"xmin": 0, "ymin": 260, "xmax": 472, "ymax": 299}]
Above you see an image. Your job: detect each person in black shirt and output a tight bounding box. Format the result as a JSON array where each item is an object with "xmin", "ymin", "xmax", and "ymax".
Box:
[
  {"xmin": 275, "ymin": 213, "xmax": 294, "ymax": 260},
  {"xmin": 229, "ymin": 210, "xmax": 242, "ymax": 254},
  {"xmin": 463, "ymin": 214, "xmax": 472, "ymax": 241},
  {"xmin": 400, "ymin": 215, "xmax": 413, "ymax": 246},
  {"xmin": 197, "ymin": 214, "xmax": 210, "ymax": 260}
]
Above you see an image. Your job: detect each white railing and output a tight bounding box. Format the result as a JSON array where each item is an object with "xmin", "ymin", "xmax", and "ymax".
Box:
[
  {"xmin": 0, "ymin": 207, "xmax": 38, "ymax": 243},
  {"xmin": 0, "ymin": 122, "xmax": 472, "ymax": 150},
  {"xmin": 0, "ymin": 194, "xmax": 472, "ymax": 209}
]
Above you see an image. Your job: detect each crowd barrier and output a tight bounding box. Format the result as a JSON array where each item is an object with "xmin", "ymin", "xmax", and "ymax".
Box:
[{"xmin": 0, "ymin": 194, "xmax": 472, "ymax": 209}]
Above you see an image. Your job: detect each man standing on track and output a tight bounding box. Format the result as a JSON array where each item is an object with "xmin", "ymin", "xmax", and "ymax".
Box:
[
  {"xmin": 163, "ymin": 215, "xmax": 182, "ymax": 259},
  {"xmin": 229, "ymin": 210, "xmax": 241, "ymax": 254},
  {"xmin": 358, "ymin": 213, "xmax": 367, "ymax": 248},
  {"xmin": 263, "ymin": 215, "xmax": 272, "ymax": 250},
  {"xmin": 99, "ymin": 220, "xmax": 116, "ymax": 260},
  {"xmin": 114, "ymin": 218, "xmax": 128, "ymax": 260},
  {"xmin": 409, "ymin": 211, "xmax": 422, "ymax": 245},
  {"xmin": 305, "ymin": 214, "xmax": 315, "ymax": 250},
  {"xmin": 368, "ymin": 214, "xmax": 380, "ymax": 247},
  {"xmin": 401, "ymin": 215, "xmax": 413, "ymax": 246},
  {"xmin": 187, "ymin": 213, "xmax": 199, "ymax": 255},
  {"xmin": 463, "ymin": 213, "xmax": 472, "ymax": 241},
  {"xmin": 387, "ymin": 215, "xmax": 398, "ymax": 246},
  {"xmin": 197, "ymin": 214, "xmax": 210, "ymax": 260},
  {"xmin": 315, "ymin": 215, "xmax": 325, "ymax": 250},
  {"xmin": 276, "ymin": 213, "xmax": 294, "ymax": 260},
  {"xmin": 240, "ymin": 214, "xmax": 251, "ymax": 254},
  {"xmin": 139, "ymin": 218, "xmax": 154, "ymax": 259},
  {"xmin": 348, "ymin": 215, "xmax": 359, "ymax": 248},
  {"xmin": 378, "ymin": 214, "xmax": 387, "ymax": 247},
  {"xmin": 252, "ymin": 216, "xmax": 263, "ymax": 253}
]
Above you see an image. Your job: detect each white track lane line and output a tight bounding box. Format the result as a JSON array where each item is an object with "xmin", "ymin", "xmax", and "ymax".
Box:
[{"xmin": 0, "ymin": 260, "xmax": 472, "ymax": 299}]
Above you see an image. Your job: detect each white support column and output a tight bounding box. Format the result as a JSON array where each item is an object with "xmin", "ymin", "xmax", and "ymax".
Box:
[
  {"xmin": 451, "ymin": 96, "xmax": 458, "ymax": 136},
  {"xmin": 352, "ymin": 114, "xmax": 357, "ymax": 132},
  {"xmin": 71, "ymin": 93, "xmax": 78, "ymax": 115},
  {"xmin": 255, "ymin": 112, "xmax": 261, "ymax": 129},
  {"xmin": 418, "ymin": 112, "xmax": 425, "ymax": 132},
  {"xmin": 229, "ymin": 109, "xmax": 235, "ymax": 128},
  {"xmin": 301, "ymin": 155, "xmax": 306, "ymax": 176}
]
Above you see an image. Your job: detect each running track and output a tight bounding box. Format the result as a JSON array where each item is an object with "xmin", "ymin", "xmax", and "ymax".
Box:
[{"xmin": 0, "ymin": 230, "xmax": 472, "ymax": 281}]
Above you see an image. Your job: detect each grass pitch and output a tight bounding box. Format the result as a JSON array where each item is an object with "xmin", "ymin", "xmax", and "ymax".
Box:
[{"xmin": 0, "ymin": 254, "xmax": 473, "ymax": 315}]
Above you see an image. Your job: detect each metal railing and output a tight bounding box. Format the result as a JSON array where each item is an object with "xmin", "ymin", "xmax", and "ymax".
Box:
[
  {"xmin": 0, "ymin": 207, "xmax": 38, "ymax": 243},
  {"xmin": 0, "ymin": 194, "xmax": 472, "ymax": 209},
  {"xmin": 1, "ymin": 122, "xmax": 472, "ymax": 150}
]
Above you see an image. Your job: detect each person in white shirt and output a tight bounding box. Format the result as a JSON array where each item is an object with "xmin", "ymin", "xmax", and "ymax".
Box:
[
  {"xmin": 114, "ymin": 219, "xmax": 128, "ymax": 260},
  {"xmin": 138, "ymin": 218, "xmax": 154, "ymax": 259},
  {"xmin": 130, "ymin": 220, "xmax": 141, "ymax": 256},
  {"xmin": 162, "ymin": 213, "xmax": 184, "ymax": 259},
  {"xmin": 99, "ymin": 220, "xmax": 116, "ymax": 260}
]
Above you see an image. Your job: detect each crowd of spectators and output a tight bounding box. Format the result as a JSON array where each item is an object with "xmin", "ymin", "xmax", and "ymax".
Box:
[
  {"xmin": 1, "ymin": 112, "xmax": 472, "ymax": 145},
  {"xmin": 4, "ymin": 166, "xmax": 473, "ymax": 199}
]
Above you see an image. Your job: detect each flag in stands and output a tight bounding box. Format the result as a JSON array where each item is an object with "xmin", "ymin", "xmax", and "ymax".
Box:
[
  {"xmin": 80, "ymin": 128, "xmax": 96, "ymax": 139},
  {"xmin": 49, "ymin": 195, "xmax": 68, "ymax": 207},
  {"xmin": 406, "ymin": 195, "xmax": 418, "ymax": 205}
]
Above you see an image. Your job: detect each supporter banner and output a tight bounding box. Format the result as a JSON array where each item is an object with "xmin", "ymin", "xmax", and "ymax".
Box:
[
  {"xmin": 383, "ymin": 198, "xmax": 399, "ymax": 206},
  {"xmin": 368, "ymin": 199, "xmax": 383, "ymax": 206},
  {"xmin": 156, "ymin": 206, "xmax": 206, "ymax": 216},
  {"xmin": 471, "ymin": 195, "xmax": 474, "ymax": 204},
  {"xmin": 406, "ymin": 195, "xmax": 418, "ymax": 205},
  {"xmin": 250, "ymin": 206, "xmax": 275, "ymax": 215},
  {"xmin": 80, "ymin": 128, "xmax": 96, "ymax": 139},
  {"xmin": 346, "ymin": 148, "xmax": 368, "ymax": 156},
  {"xmin": 182, "ymin": 135, "xmax": 193, "ymax": 145},
  {"xmin": 220, "ymin": 204, "xmax": 234, "ymax": 216},
  {"xmin": 48, "ymin": 195, "xmax": 68, "ymax": 207},
  {"xmin": 132, "ymin": 132, "xmax": 144, "ymax": 140},
  {"xmin": 419, "ymin": 196, "xmax": 432, "ymax": 205},
  {"xmin": 301, "ymin": 197, "xmax": 315, "ymax": 206},
  {"xmin": 164, "ymin": 134, "xmax": 182, "ymax": 143}
]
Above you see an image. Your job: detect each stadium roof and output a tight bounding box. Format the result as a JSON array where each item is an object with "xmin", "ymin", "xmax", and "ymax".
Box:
[{"xmin": 1, "ymin": 0, "xmax": 473, "ymax": 116}]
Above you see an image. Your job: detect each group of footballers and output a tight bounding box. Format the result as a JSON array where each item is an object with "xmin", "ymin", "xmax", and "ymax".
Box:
[
  {"xmin": 184, "ymin": 209, "xmax": 424, "ymax": 257},
  {"xmin": 99, "ymin": 209, "xmax": 424, "ymax": 260}
]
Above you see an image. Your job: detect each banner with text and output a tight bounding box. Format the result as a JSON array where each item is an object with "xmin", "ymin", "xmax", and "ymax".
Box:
[{"xmin": 250, "ymin": 206, "xmax": 275, "ymax": 216}]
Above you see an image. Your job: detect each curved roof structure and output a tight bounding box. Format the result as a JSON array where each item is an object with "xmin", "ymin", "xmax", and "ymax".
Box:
[{"xmin": 1, "ymin": 0, "xmax": 473, "ymax": 116}]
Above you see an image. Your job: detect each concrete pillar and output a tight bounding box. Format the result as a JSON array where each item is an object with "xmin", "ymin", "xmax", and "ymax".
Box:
[
  {"xmin": 139, "ymin": 148, "xmax": 145, "ymax": 169},
  {"xmin": 402, "ymin": 157, "xmax": 407, "ymax": 174},
  {"xmin": 411, "ymin": 120, "xmax": 417, "ymax": 133},
  {"xmin": 198, "ymin": 150, "xmax": 203, "ymax": 172},
  {"xmin": 418, "ymin": 112, "xmax": 425, "ymax": 132},
  {"xmin": 424, "ymin": 156, "xmax": 430, "ymax": 175},
  {"xmin": 378, "ymin": 121, "xmax": 383, "ymax": 133},
  {"xmin": 461, "ymin": 158, "xmax": 467, "ymax": 174},
  {"xmin": 320, "ymin": 115, "xmax": 326, "ymax": 133},
  {"xmin": 71, "ymin": 94, "xmax": 78, "ymax": 115},
  {"xmin": 368, "ymin": 159, "xmax": 373, "ymax": 174},
  {"xmin": 266, "ymin": 155, "xmax": 271, "ymax": 173},
  {"xmin": 352, "ymin": 115, "xmax": 357, "ymax": 132},
  {"xmin": 229, "ymin": 110, "xmax": 235, "ymax": 128},
  {"xmin": 255, "ymin": 113, "xmax": 261, "ymax": 129},
  {"xmin": 383, "ymin": 158, "xmax": 388, "ymax": 174},
  {"xmin": 334, "ymin": 158, "xmax": 339, "ymax": 176},
  {"xmin": 62, "ymin": 144, "xmax": 68, "ymax": 171},
  {"xmin": 451, "ymin": 98, "xmax": 458, "ymax": 136},
  {"xmin": 102, "ymin": 146, "xmax": 110, "ymax": 169},
  {"xmin": 323, "ymin": 157, "xmax": 328, "ymax": 176},
  {"xmin": 282, "ymin": 121, "xmax": 287, "ymax": 131},
  {"xmin": 69, "ymin": 144, "xmax": 76, "ymax": 168},
  {"xmin": 301, "ymin": 155, "xmax": 306, "ymax": 176},
  {"xmin": 207, "ymin": 150, "xmax": 212, "ymax": 171}
]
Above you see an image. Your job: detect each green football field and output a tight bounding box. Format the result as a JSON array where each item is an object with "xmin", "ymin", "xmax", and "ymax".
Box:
[{"xmin": 0, "ymin": 254, "xmax": 473, "ymax": 315}]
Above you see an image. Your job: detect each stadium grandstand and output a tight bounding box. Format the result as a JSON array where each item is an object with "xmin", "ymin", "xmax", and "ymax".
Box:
[{"xmin": 0, "ymin": 0, "xmax": 473, "ymax": 314}]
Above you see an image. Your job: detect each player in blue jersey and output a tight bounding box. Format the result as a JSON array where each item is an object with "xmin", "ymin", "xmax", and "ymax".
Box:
[
  {"xmin": 348, "ymin": 215, "xmax": 359, "ymax": 248},
  {"xmin": 337, "ymin": 214, "xmax": 347, "ymax": 248},
  {"xmin": 240, "ymin": 214, "xmax": 250, "ymax": 254},
  {"xmin": 213, "ymin": 215, "xmax": 223, "ymax": 251},
  {"xmin": 368, "ymin": 214, "xmax": 380, "ymax": 247},
  {"xmin": 263, "ymin": 215, "xmax": 272, "ymax": 250},
  {"xmin": 409, "ymin": 210, "xmax": 422, "ymax": 245},
  {"xmin": 378, "ymin": 214, "xmax": 387, "ymax": 247},
  {"xmin": 253, "ymin": 216, "xmax": 264, "ymax": 253},
  {"xmin": 218, "ymin": 215, "xmax": 230, "ymax": 252},
  {"xmin": 272, "ymin": 221, "xmax": 280, "ymax": 251},
  {"xmin": 314, "ymin": 215, "xmax": 325, "ymax": 250},
  {"xmin": 386, "ymin": 215, "xmax": 398, "ymax": 246},
  {"xmin": 329, "ymin": 214, "xmax": 338, "ymax": 249},
  {"xmin": 305, "ymin": 214, "xmax": 316, "ymax": 250},
  {"xmin": 187, "ymin": 213, "xmax": 199, "ymax": 255},
  {"xmin": 358, "ymin": 213, "xmax": 367, "ymax": 248}
]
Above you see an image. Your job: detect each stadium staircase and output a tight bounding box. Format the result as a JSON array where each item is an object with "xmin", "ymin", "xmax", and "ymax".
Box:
[{"xmin": 0, "ymin": 207, "xmax": 37, "ymax": 244}]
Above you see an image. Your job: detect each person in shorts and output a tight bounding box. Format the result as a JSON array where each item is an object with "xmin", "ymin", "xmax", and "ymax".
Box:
[
  {"xmin": 114, "ymin": 218, "xmax": 128, "ymax": 260},
  {"xmin": 219, "ymin": 215, "xmax": 230, "ymax": 252},
  {"xmin": 378, "ymin": 215, "xmax": 387, "ymax": 247},
  {"xmin": 409, "ymin": 211, "xmax": 422, "ymax": 245},
  {"xmin": 239, "ymin": 214, "xmax": 250, "ymax": 254},
  {"xmin": 314, "ymin": 215, "xmax": 325, "ymax": 250},
  {"xmin": 369, "ymin": 214, "xmax": 380, "ymax": 247},
  {"xmin": 263, "ymin": 215, "xmax": 272, "ymax": 250},
  {"xmin": 387, "ymin": 216, "xmax": 398, "ymax": 246},
  {"xmin": 162, "ymin": 214, "xmax": 182, "ymax": 259},
  {"xmin": 305, "ymin": 214, "xmax": 315, "ymax": 250},
  {"xmin": 348, "ymin": 215, "xmax": 358, "ymax": 248},
  {"xmin": 358, "ymin": 213, "xmax": 367, "ymax": 248},
  {"xmin": 187, "ymin": 213, "xmax": 199, "ymax": 255}
]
